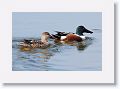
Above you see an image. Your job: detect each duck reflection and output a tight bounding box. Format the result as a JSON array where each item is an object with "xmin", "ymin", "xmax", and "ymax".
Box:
[
  {"xmin": 76, "ymin": 37, "xmax": 93, "ymax": 51},
  {"xmin": 53, "ymin": 37, "xmax": 93, "ymax": 51},
  {"xmin": 19, "ymin": 44, "xmax": 60, "ymax": 61},
  {"xmin": 19, "ymin": 48, "xmax": 52, "ymax": 61}
]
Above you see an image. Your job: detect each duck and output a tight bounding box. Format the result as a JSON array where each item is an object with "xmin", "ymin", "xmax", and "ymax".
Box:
[
  {"xmin": 51, "ymin": 26, "xmax": 93, "ymax": 42},
  {"xmin": 19, "ymin": 32, "xmax": 52, "ymax": 49}
]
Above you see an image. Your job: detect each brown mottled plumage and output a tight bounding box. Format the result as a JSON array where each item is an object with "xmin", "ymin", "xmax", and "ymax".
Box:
[{"xmin": 19, "ymin": 32, "xmax": 51, "ymax": 50}]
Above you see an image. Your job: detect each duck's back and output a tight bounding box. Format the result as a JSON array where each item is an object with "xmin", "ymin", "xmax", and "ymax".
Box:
[{"xmin": 19, "ymin": 40, "xmax": 50, "ymax": 49}]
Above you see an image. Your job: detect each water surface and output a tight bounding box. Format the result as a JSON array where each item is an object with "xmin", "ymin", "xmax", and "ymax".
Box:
[{"xmin": 12, "ymin": 12, "xmax": 102, "ymax": 71}]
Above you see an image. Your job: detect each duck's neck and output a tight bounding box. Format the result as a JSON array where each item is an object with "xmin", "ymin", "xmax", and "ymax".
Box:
[
  {"xmin": 76, "ymin": 29, "xmax": 83, "ymax": 36},
  {"xmin": 41, "ymin": 36, "xmax": 48, "ymax": 43},
  {"xmin": 77, "ymin": 33, "xmax": 83, "ymax": 36},
  {"xmin": 76, "ymin": 31, "xmax": 83, "ymax": 36}
]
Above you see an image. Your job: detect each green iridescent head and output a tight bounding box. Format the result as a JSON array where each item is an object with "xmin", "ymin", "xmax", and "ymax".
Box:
[{"xmin": 76, "ymin": 26, "xmax": 93, "ymax": 35}]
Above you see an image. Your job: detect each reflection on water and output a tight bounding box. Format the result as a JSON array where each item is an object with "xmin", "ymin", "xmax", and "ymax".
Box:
[
  {"xmin": 12, "ymin": 30, "xmax": 101, "ymax": 71},
  {"xmin": 14, "ymin": 37, "xmax": 93, "ymax": 59}
]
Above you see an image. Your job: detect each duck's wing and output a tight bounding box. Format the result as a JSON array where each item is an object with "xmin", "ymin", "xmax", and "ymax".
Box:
[
  {"xmin": 54, "ymin": 31, "xmax": 68, "ymax": 36},
  {"xmin": 51, "ymin": 34, "xmax": 61, "ymax": 39},
  {"xmin": 23, "ymin": 39, "xmax": 33, "ymax": 44},
  {"xmin": 54, "ymin": 31, "xmax": 64, "ymax": 34}
]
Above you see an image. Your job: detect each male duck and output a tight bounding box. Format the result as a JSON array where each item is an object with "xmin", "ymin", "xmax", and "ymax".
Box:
[
  {"xmin": 19, "ymin": 32, "xmax": 52, "ymax": 49},
  {"xmin": 51, "ymin": 26, "xmax": 93, "ymax": 42}
]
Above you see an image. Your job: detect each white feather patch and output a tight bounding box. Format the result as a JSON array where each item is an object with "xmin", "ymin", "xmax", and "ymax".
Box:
[
  {"xmin": 61, "ymin": 36, "xmax": 66, "ymax": 40},
  {"xmin": 80, "ymin": 36, "xmax": 86, "ymax": 40},
  {"xmin": 74, "ymin": 34, "xmax": 86, "ymax": 40}
]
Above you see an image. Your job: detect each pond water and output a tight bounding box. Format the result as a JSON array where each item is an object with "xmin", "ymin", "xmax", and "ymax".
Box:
[
  {"xmin": 12, "ymin": 12, "xmax": 102, "ymax": 71},
  {"xmin": 12, "ymin": 29, "xmax": 102, "ymax": 71}
]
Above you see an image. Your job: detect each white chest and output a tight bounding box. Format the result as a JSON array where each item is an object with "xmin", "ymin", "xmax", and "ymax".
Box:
[
  {"xmin": 75, "ymin": 34, "xmax": 86, "ymax": 40},
  {"xmin": 80, "ymin": 35, "xmax": 86, "ymax": 40}
]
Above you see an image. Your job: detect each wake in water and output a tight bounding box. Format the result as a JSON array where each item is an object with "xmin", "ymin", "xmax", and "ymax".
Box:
[
  {"xmin": 12, "ymin": 36, "xmax": 94, "ymax": 60},
  {"xmin": 12, "ymin": 28, "xmax": 102, "ymax": 71}
]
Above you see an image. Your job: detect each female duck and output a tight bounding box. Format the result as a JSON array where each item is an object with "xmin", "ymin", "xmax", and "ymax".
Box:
[
  {"xmin": 19, "ymin": 32, "xmax": 52, "ymax": 49},
  {"xmin": 52, "ymin": 26, "xmax": 93, "ymax": 42}
]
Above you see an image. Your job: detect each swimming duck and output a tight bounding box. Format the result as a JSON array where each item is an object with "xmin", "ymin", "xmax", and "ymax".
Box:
[
  {"xmin": 19, "ymin": 32, "xmax": 52, "ymax": 49},
  {"xmin": 51, "ymin": 26, "xmax": 93, "ymax": 42}
]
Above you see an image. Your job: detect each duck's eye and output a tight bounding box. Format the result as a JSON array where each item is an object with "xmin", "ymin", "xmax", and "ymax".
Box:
[{"xmin": 47, "ymin": 33, "xmax": 50, "ymax": 35}]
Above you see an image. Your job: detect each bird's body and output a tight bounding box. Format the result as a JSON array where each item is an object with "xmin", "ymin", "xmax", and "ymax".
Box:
[
  {"xmin": 19, "ymin": 32, "xmax": 52, "ymax": 49},
  {"xmin": 51, "ymin": 26, "xmax": 93, "ymax": 42}
]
